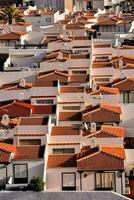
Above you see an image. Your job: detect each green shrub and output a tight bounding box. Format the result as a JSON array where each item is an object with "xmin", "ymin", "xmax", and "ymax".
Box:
[{"xmin": 27, "ymin": 177, "xmax": 45, "ymax": 192}]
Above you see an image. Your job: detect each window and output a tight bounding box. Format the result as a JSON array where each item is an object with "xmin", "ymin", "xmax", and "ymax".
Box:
[
  {"xmin": 123, "ymin": 91, "xmax": 134, "ymax": 103},
  {"xmin": 36, "ymin": 99, "xmax": 53, "ymax": 105},
  {"xmin": 72, "ymin": 71, "xmax": 87, "ymax": 74},
  {"xmin": 94, "ymin": 77, "xmax": 110, "ymax": 82},
  {"xmin": 62, "ymin": 106, "xmax": 80, "ymax": 110},
  {"xmin": 95, "ymin": 172, "xmax": 115, "ymax": 191},
  {"xmin": 46, "ymin": 18, "xmax": 51, "ymax": 22},
  {"xmin": 95, "ymin": 56, "xmax": 109, "ymax": 61},
  {"xmin": 19, "ymin": 139, "xmax": 41, "ymax": 146},
  {"xmin": 62, "ymin": 172, "xmax": 76, "ymax": 191},
  {"xmin": 13, "ymin": 164, "xmax": 28, "ymax": 184},
  {"xmin": 53, "ymin": 148, "xmax": 75, "ymax": 154}
]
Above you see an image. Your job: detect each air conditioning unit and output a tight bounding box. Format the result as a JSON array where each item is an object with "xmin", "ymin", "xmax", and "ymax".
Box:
[
  {"xmin": 91, "ymin": 122, "xmax": 96, "ymax": 132},
  {"xmin": 125, "ymin": 177, "xmax": 129, "ymax": 185},
  {"xmin": 1, "ymin": 114, "xmax": 9, "ymax": 126},
  {"xmin": 120, "ymin": 70, "xmax": 126, "ymax": 79},
  {"xmin": 125, "ymin": 187, "xmax": 130, "ymax": 194},
  {"xmin": 90, "ymin": 137, "xmax": 97, "ymax": 149},
  {"xmin": 32, "ymin": 63, "xmax": 38, "ymax": 68}
]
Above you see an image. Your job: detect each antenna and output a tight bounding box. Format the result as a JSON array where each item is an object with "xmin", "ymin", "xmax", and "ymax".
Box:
[
  {"xmin": 100, "ymin": 92, "xmax": 103, "ymax": 100},
  {"xmin": 84, "ymin": 123, "xmax": 88, "ymax": 131}
]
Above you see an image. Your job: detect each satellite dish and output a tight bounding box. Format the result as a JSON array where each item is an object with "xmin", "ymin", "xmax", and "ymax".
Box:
[{"xmin": 19, "ymin": 79, "xmax": 26, "ymax": 87}]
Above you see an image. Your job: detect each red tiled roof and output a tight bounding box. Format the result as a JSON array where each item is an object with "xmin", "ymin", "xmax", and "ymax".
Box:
[
  {"xmin": 77, "ymin": 146, "xmax": 125, "ymax": 171},
  {"xmin": 101, "ymin": 104, "xmax": 121, "ymax": 114},
  {"xmin": 59, "ymin": 112, "xmax": 82, "ymax": 121},
  {"xmin": 13, "ymin": 145, "xmax": 45, "ymax": 160},
  {"xmin": 19, "ymin": 117, "xmax": 48, "ymax": 125},
  {"xmin": 89, "ymin": 87, "xmax": 119, "ymax": 95},
  {"xmin": 84, "ymin": 126, "xmax": 125, "ymax": 138},
  {"xmin": 51, "ymin": 126, "xmax": 80, "ymax": 136},
  {"xmin": 0, "ymin": 151, "xmax": 11, "ymax": 164},
  {"xmin": 0, "ymin": 31, "xmax": 26, "ymax": 40},
  {"xmin": 34, "ymin": 71, "xmax": 68, "ymax": 86},
  {"xmin": 47, "ymin": 154, "xmax": 77, "ymax": 168},
  {"xmin": 60, "ymin": 86, "xmax": 84, "ymax": 93},
  {"xmin": 32, "ymin": 105, "xmax": 54, "ymax": 115},
  {"xmin": 0, "ymin": 100, "xmax": 32, "ymax": 117},
  {"xmin": 112, "ymin": 77, "xmax": 134, "ymax": 91},
  {"xmin": 69, "ymin": 74, "xmax": 89, "ymax": 83},
  {"xmin": 101, "ymin": 146, "xmax": 125, "ymax": 159},
  {"xmin": 83, "ymin": 104, "xmax": 121, "ymax": 123},
  {"xmin": 0, "ymin": 142, "xmax": 16, "ymax": 153},
  {"xmin": 101, "ymin": 126, "xmax": 125, "ymax": 138}
]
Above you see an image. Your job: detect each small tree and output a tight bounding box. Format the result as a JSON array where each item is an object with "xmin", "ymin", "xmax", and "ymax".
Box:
[
  {"xmin": 27, "ymin": 177, "xmax": 45, "ymax": 192},
  {"xmin": 0, "ymin": 4, "xmax": 22, "ymax": 24}
]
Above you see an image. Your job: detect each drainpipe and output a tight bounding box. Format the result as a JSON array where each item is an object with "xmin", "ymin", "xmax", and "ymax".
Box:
[
  {"xmin": 78, "ymin": 171, "xmax": 83, "ymax": 191},
  {"xmin": 5, "ymin": 164, "xmax": 8, "ymax": 185}
]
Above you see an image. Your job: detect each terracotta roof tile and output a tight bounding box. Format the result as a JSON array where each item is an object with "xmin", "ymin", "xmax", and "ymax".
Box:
[
  {"xmin": 19, "ymin": 117, "xmax": 48, "ymax": 125},
  {"xmin": 13, "ymin": 145, "xmax": 45, "ymax": 160},
  {"xmin": 112, "ymin": 77, "xmax": 134, "ymax": 91},
  {"xmin": 0, "ymin": 100, "xmax": 32, "ymax": 117},
  {"xmin": 89, "ymin": 87, "xmax": 119, "ymax": 95},
  {"xmin": 77, "ymin": 146, "xmax": 125, "ymax": 171},
  {"xmin": 51, "ymin": 126, "xmax": 80, "ymax": 136},
  {"xmin": 59, "ymin": 112, "xmax": 82, "ymax": 121},
  {"xmin": 32, "ymin": 105, "xmax": 56, "ymax": 115},
  {"xmin": 60, "ymin": 86, "xmax": 84, "ymax": 93},
  {"xmin": 69, "ymin": 74, "xmax": 89, "ymax": 83},
  {"xmin": 83, "ymin": 104, "xmax": 121, "ymax": 123},
  {"xmin": 101, "ymin": 146, "xmax": 125, "ymax": 159},
  {"xmin": 84, "ymin": 126, "xmax": 125, "ymax": 138},
  {"xmin": 0, "ymin": 31, "xmax": 26, "ymax": 40},
  {"xmin": 47, "ymin": 154, "xmax": 77, "ymax": 168},
  {"xmin": 101, "ymin": 104, "xmax": 121, "ymax": 114},
  {"xmin": 0, "ymin": 142, "xmax": 16, "ymax": 153},
  {"xmin": 0, "ymin": 151, "xmax": 11, "ymax": 164}
]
